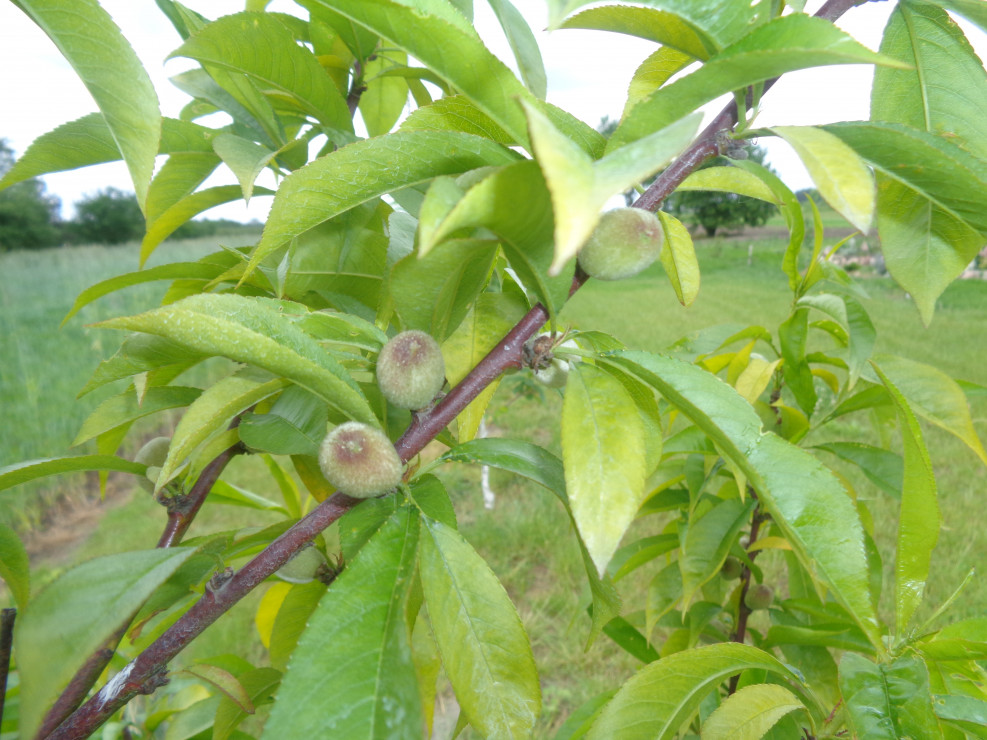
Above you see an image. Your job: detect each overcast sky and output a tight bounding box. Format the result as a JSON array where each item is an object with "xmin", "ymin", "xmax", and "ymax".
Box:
[{"xmin": 1, "ymin": 1, "xmax": 985, "ymax": 221}]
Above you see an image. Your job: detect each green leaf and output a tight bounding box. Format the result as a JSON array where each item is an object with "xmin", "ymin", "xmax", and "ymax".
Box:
[
  {"xmin": 770, "ymin": 126, "xmax": 875, "ymax": 232},
  {"xmin": 239, "ymin": 385, "xmax": 328, "ymax": 457},
  {"xmin": 935, "ymin": 695, "xmax": 987, "ymax": 733},
  {"xmin": 421, "ymin": 517, "xmax": 541, "ymax": 738},
  {"xmin": 145, "ymin": 152, "xmax": 220, "ymax": 225},
  {"xmin": 246, "ymin": 131, "xmax": 518, "ymax": 275},
  {"xmin": 158, "ymin": 375, "xmax": 287, "ymax": 488},
  {"xmin": 873, "ymin": 354, "xmax": 987, "ymax": 466},
  {"xmin": 700, "ymin": 683, "xmax": 807, "ymax": 740},
  {"xmin": 813, "ymin": 442, "xmax": 903, "ymax": 498},
  {"xmin": 824, "ymin": 121, "xmax": 987, "ymax": 323},
  {"xmin": 731, "ymin": 159, "xmax": 805, "ymax": 292},
  {"xmin": 552, "ymin": 690, "xmax": 618, "ymax": 740},
  {"xmin": 935, "ymin": 0, "xmax": 987, "ymax": 33},
  {"xmin": 359, "ymin": 51, "xmax": 409, "ymax": 137},
  {"xmin": 262, "ymin": 504, "xmax": 422, "ymax": 739},
  {"xmin": 562, "ymin": 364, "xmax": 647, "ymax": 575},
  {"xmin": 0, "ymin": 455, "xmax": 146, "ymax": 493},
  {"xmin": 657, "ymin": 211, "xmax": 700, "ymax": 306},
  {"xmin": 214, "ymin": 667, "xmax": 282, "ymax": 740},
  {"xmin": 778, "ymin": 308, "xmax": 817, "ymax": 417},
  {"xmin": 141, "ymin": 185, "xmax": 273, "ymax": 266},
  {"xmin": 212, "ymin": 133, "xmax": 277, "ymax": 202},
  {"xmin": 439, "ymin": 293, "xmax": 527, "ymax": 441},
  {"xmin": 389, "ymin": 239, "xmax": 499, "ymax": 343},
  {"xmin": 11, "ymin": 0, "xmax": 161, "ymax": 208},
  {"xmin": 624, "ymin": 46, "xmax": 695, "ymax": 117},
  {"xmin": 601, "ymin": 352, "xmax": 881, "ymax": 648},
  {"xmin": 72, "ymin": 385, "xmax": 202, "ymax": 447},
  {"xmin": 488, "ymin": 0, "xmax": 547, "ymax": 98},
  {"xmin": 676, "ymin": 166, "xmax": 781, "ymax": 204},
  {"xmin": 872, "ymin": 362, "xmax": 940, "ymax": 635},
  {"xmin": 680, "ymin": 498, "xmax": 753, "ymax": 607},
  {"xmin": 176, "ymin": 664, "xmax": 255, "ymax": 713},
  {"xmin": 172, "ymin": 12, "xmax": 351, "ymax": 130},
  {"xmin": 15, "ymin": 547, "xmax": 195, "ymax": 738},
  {"xmin": 421, "ymin": 160, "xmax": 574, "ymax": 316},
  {"xmin": 63, "ymin": 262, "xmax": 225, "ymax": 326},
  {"xmin": 0, "ymin": 523, "xmax": 30, "ymax": 608},
  {"xmin": 797, "ymin": 292, "xmax": 875, "ymax": 389},
  {"xmin": 209, "ymin": 480, "xmax": 288, "ymax": 513},
  {"xmin": 0, "ymin": 115, "xmax": 214, "ymax": 190},
  {"xmin": 267, "ymin": 581, "xmax": 326, "ymax": 671},
  {"xmin": 586, "ymin": 643, "xmax": 802, "ymax": 740},
  {"xmin": 610, "ymin": 15, "xmax": 905, "ymax": 151},
  {"xmin": 95, "ymin": 294, "xmax": 376, "ymax": 424},
  {"xmin": 558, "ymin": 6, "xmax": 712, "ymax": 59},
  {"xmin": 839, "ymin": 653, "xmax": 942, "ymax": 739},
  {"xmin": 874, "ymin": 2, "xmax": 987, "ymax": 165},
  {"xmin": 401, "ymin": 95, "xmax": 515, "ymax": 145},
  {"xmin": 437, "ymin": 437, "xmax": 621, "ymax": 641},
  {"xmin": 303, "ymin": 0, "xmax": 533, "ymax": 146},
  {"xmin": 521, "ymin": 100, "xmax": 700, "ymax": 274}
]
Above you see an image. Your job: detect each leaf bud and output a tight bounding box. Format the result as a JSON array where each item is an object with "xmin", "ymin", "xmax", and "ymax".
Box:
[{"xmin": 318, "ymin": 421, "xmax": 404, "ymax": 498}]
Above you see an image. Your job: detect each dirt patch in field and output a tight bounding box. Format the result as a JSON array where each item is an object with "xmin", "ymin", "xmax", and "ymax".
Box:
[{"xmin": 21, "ymin": 473, "xmax": 135, "ymax": 569}]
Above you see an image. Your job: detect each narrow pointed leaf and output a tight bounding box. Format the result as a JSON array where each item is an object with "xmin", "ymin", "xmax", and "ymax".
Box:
[
  {"xmin": 559, "ymin": 6, "xmax": 711, "ymax": 59},
  {"xmin": 359, "ymin": 51, "xmax": 409, "ymax": 137},
  {"xmin": 562, "ymin": 364, "xmax": 647, "ymax": 575},
  {"xmin": 657, "ymin": 212, "xmax": 700, "ymax": 306},
  {"xmin": 11, "ymin": 0, "xmax": 161, "ymax": 207},
  {"xmin": 247, "ymin": 131, "xmax": 518, "ymax": 275},
  {"xmin": 172, "ymin": 12, "xmax": 351, "ymax": 130},
  {"xmin": 813, "ymin": 442, "xmax": 903, "ymax": 498},
  {"xmin": 586, "ymin": 643, "xmax": 802, "ymax": 740},
  {"xmin": 488, "ymin": 0, "xmax": 547, "ymax": 98},
  {"xmin": 680, "ymin": 498, "xmax": 753, "ymax": 607},
  {"xmin": 771, "ymin": 126, "xmax": 875, "ymax": 232},
  {"xmin": 701, "ymin": 683, "xmax": 806, "ymax": 740},
  {"xmin": 872, "ymin": 363, "xmax": 940, "ymax": 634},
  {"xmin": 0, "ymin": 523, "xmax": 30, "ymax": 609},
  {"xmin": 0, "ymin": 455, "xmax": 145, "ymax": 493},
  {"xmin": 421, "ymin": 517, "xmax": 541, "ymax": 739},
  {"xmin": 212, "ymin": 133, "xmax": 277, "ymax": 202},
  {"xmin": 262, "ymin": 505, "xmax": 422, "ymax": 739},
  {"xmin": 72, "ymin": 385, "xmax": 202, "ymax": 446},
  {"xmin": 874, "ymin": 354, "xmax": 987, "ymax": 466},
  {"xmin": 15, "ymin": 548, "xmax": 195, "ymax": 738},
  {"xmin": 610, "ymin": 15, "xmax": 905, "ymax": 151},
  {"xmin": 0, "ymin": 115, "xmax": 214, "ymax": 190},
  {"xmin": 141, "ymin": 185, "xmax": 273, "ymax": 265},
  {"xmin": 676, "ymin": 166, "xmax": 780, "ymax": 203},
  {"xmin": 95, "ymin": 294, "xmax": 376, "ymax": 424},
  {"xmin": 624, "ymin": 46, "xmax": 695, "ymax": 117},
  {"xmin": 401, "ymin": 95, "xmax": 515, "ymax": 145},
  {"xmin": 157, "ymin": 375, "xmax": 287, "ymax": 488}
]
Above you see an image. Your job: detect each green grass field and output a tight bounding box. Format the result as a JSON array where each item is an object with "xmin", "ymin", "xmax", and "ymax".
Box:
[{"xmin": 1, "ymin": 231, "xmax": 985, "ymax": 735}]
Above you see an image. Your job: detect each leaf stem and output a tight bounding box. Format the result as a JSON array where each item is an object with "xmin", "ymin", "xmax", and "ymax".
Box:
[{"xmin": 728, "ymin": 503, "xmax": 765, "ymax": 695}]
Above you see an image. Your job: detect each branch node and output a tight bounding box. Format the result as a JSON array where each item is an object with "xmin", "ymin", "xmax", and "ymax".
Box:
[{"xmin": 206, "ymin": 567, "xmax": 235, "ymax": 594}]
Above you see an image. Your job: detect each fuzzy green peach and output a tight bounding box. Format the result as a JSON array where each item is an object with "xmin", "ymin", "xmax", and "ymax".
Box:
[
  {"xmin": 318, "ymin": 422, "xmax": 403, "ymax": 498},
  {"xmin": 577, "ymin": 208, "xmax": 664, "ymax": 281},
  {"xmin": 376, "ymin": 330, "xmax": 446, "ymax": 410}
]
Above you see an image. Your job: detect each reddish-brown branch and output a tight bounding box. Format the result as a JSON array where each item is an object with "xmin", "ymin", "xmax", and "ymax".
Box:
[
  {"xmin": 46, "ymin": 1, "xmax": 862, "ymax": 735},
  {"xmin": 728, "ymin": 505, "xmax": 765, "ymax": 695},
  {"xmin": 35, "ymin": 635, "xmax": 119, "ymax": 739},
  {"xmin": 157, "ymin": 431, "xmax": 244, "ymax": 548},
  {"xmin": 0, "ymin": 609, "xmax": 15, "ymax": 728}
]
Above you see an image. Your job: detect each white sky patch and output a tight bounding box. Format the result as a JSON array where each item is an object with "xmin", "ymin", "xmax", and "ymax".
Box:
[{"xmin": 1, "ymin": 1, "xmax": 985, "ymax": 220}]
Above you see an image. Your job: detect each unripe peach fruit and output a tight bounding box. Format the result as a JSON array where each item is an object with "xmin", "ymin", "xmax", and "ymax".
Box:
[
  {"xmin": 318, "ymin": 422, "xmax": 403, "ymax": 498},
  {"xmin": 376, "ymin": 330, "xmax": 446, "ymax": 410},
  {"xmin": 744, "ymin": 584, "xmax": 774, "ymax": 611},
  {"xmin": 577, "ymin": 208, "xmax": 664, "ymax": 281}
]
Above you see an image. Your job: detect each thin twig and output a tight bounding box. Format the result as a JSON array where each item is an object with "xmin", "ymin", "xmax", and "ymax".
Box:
[
  {"xmin": 46, "ymin": 1, "xmax": 862, "ymax": 735},
  {"xmin": 0, "ymin": 609, "xmax": 15, "ymax": 728},
  {"xmin": 728, "ymin": 504, "xmax": 765, "ymax": 695}
]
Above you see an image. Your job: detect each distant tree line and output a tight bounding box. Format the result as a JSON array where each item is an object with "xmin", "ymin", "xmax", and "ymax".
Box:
[{"xmin": 0, "ymin": 139, "xmax": 260, "ymax": 251}]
